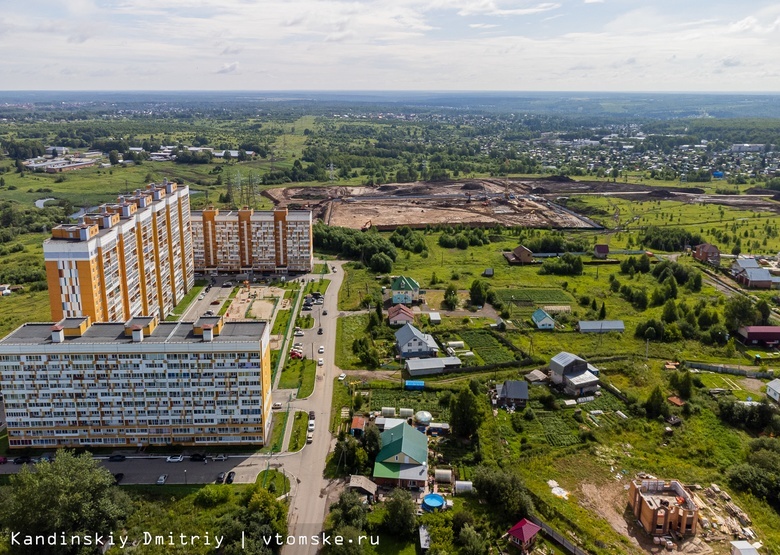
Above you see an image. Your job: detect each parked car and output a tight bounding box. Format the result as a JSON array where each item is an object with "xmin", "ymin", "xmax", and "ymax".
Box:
[
  {"xmin": 322, "ymin": 310, "xmax": 328, "ymax": 316},
  {"xmin": 198, "ymin": 295, "xmax": 205, "ymax": 301},
  {"xmin": 338, "ymin": 373, "xmax": 347, "ymax": 381},
  {"xmin": 318, "ymin": 346, "xmax": 325, "ymax": 354},
  {"xmin": 166, "ymin": 455, "xmax": 184, "ymax": 463},
  {"xmin": 108, "ymin": 454, "xmax": 126, "ymax": 462},
  {"xmin": 213, "ymin": 454, "xmax": 228, "ymax": 461},
  {"xmin": 113, "ymin": 473, "xmax": 125, "ymax": 484},
  {"xmin": 13, "ymin": 456, "xmax": 31, "ymax": 465},
  {"xmin": 226, "ymin": 471, "xmax": 236, "ymax": 484},
  {"xmin": 307, "ymin": 433, "xmax": 314, "ymax": 444},
  {"xmin": 216, "ymin": 472, "xmax": 226, "ymax": 484},
  {"xmin": 38, "ymin": 455, "xmax": 53, "ymax": 463},
  {"xmin": 289, "ymin": 351, "xmax": 302, "ymax": 360},
  {"xmin": 189, "ymin": 453, "xmax": 206, "ymax": 462},
  {"xmin": 317, "ymin": 328, "xmax": 323, "ymax": 335},
  {"xmin": 318, "ymin": 358, "xmax": 324, "ymax": 366},
  {"xmin": 0, "ymin": 456, "xmax": 7, "ymax": 464},
  {"xmin": 156, "ymin": 474, "xmax": 168, "ymax": 485},
  {"xmin": 293, "ymin": 342, "xmax": 303, "ymax": 348},
  {"xmin": 205, "ymin": 310, "xmax": 215, "ymax": 316},
  {"xmin": 307, "ymin": 421, "xmax": 315, "ymax": 432},
  {"xmin": 302, "ymin": 305, "xmax": 312, "ymax": 311},
  {"xmin": 308, "ymin": 410, "xmax": 315, "ymax": 420},
  {"xmin": 272, "ymin": 402, "xmax": 283, "ymax": 410},
  {"xmin": 294, "ymin": 331, "xmax": 305, "ymax": 337}
]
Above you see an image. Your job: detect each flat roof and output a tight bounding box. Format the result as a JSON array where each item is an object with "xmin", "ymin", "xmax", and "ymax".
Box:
[{"xmin": 0, "ymin": 320, "xmax": 266, "ymax": 347}]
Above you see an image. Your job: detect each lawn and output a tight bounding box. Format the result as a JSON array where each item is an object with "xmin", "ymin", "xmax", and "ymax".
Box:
[
  {"xmin": 166, "ymin": 281, "xmax": 207, "ymax": 320},
  {"xmin": 217, "ymin": 286, "xmax": 239, "ymax": 316},
  {"xmin": 330, "ymin": 378, "xmax": 353, "ymax": 434},
  {"xmin": 304, "ymin": 278, "xmax": 331, "ymax": 296},
  {"xmin": 312, "ymin": 263, "xmax": 330, "ymax": 274},
  {"xmin": 0, "ymin": 289, "xmax": 51, "ymax": 338},
  {"xmin": 335, "ymin": 314, "xmax": 370, "ymax": 369},
  {"xmin": 287, "ymin": 412, "xmax": 309, "ymax": 452},
  {"xmin": 365, "ymin": 387, "xmax": 451, "ymax": 421},
  {"xmin": 261, "ymin": 412, "xmax": 288, "ymax": 453},
  {"xmin": 493, "ymin": 287, "xmax": 574, "ymax": 305},
  {"xmin": 256, "ymin": 468, "xmax": 290, "ymax": 493},
  {"xmin": 338, "ymin": 264, "xmax": 382, "ymax": 311},
  {"xmin": 271, "ymin": 309, "xmax": 292, "ymax": 335},
  {"xmin": 277, "ymin": 358, "xmax": 317, "ymax": 398}
]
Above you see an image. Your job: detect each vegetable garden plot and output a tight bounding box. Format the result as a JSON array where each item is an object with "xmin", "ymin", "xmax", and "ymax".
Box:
[
  {"xmin": 536, "ymin": 413, "xmax": 581, "ymax": 447},
  {"xmin": 493, "ymin": 288, "xmax": 573, "ymax": 305},
  {"xmin": 459, "ymin": 330, "xmax": 516, "ymax": 364}
]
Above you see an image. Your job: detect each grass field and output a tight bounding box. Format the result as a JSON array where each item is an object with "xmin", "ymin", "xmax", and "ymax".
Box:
[
  {"xmin": 287, "ymin": 412, "xmax": 309, "ymax": 452},
  {"xmin": 338, "ymin": 264, "xmax": 382, "ymax": 310},
  {"xmin": 330, "ymin": 378, "xmax": 353, "ymax": 433},
  {"xmin": 261, "ymin": 412, "xmax": 288, "ymax": 453},
  {"xmin": 256, "ymin": 468, "xmax": 290, "ymax": 493},
  {"xmin": 271, "ymin": 309, "xmax": 291, "ymax": 335},
  {"xmin": 277, "ymin": 358, "xmax": 316, "ymax": 398},
  {"xmin": 493, "ymin": 287, "xmax": 574, "ymax": 305},
  {"xmin": 335, "ymin": 314, "xmax": 370, "ymax": 369}
]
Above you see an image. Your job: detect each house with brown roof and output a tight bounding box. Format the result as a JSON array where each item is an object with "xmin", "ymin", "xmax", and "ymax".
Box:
[
  {"xmin": 388, "ymin": 304, "xmax": 415, "ymax": 327},
  {"xmin": 503, "ymin": 245, "xmax": 533, "ymax": 265},
  {"xmin": 693, "ymin": 243, "xmax": 720, "ymax": 266}
]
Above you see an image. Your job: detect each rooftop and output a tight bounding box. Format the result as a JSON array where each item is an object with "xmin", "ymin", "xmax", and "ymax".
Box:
[{"xmin": 0, "ymin": 320, "xmax": 266, "ymax": 347}]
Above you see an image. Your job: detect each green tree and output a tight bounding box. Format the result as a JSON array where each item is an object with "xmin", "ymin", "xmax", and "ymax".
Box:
[
  {"xmin": 450, "ymin": 388, "xmax": 484, "ymax": 438},
  {"xmin": 599, "ymin": 301, "xmax": 606, "ymax": 320},
  {"xmin": 361, "ymin": 424, "xmax": 382, "ymax": 461},
  {"xmin": 678, "ymin": 370, "xmax": 693, "ymax": 400},
  {"xmin": 644, "ymin": 385, "xmax": 669, "ymax": 419},
  {"xmin": 469, "ymin": 279, "xmax": 489, "ymax": 306},
  {"xmin": 472, "ymin": 466, "xmax": 533, "ymax": 521},
  {"xmin": 382, "ymin": 489, "xmax": 417, "ymax": 538},
  {"xmin": 443, "ymin": 284, "xmax": 458, "ymax": 310},
  {"xmin": 757, "ymin": 299, "xmax": 771, "ymax": 325},
  {"xmin": 369, "ymin": 252, "xmax": 393, "ymax": 273},
  {"xmin": 459, "ymin": 524, "xmax": 488, "ymax": 555},
  {"xmin": 662, "ymin": 299, "xmax": 678, "ymax": 323},
  {"xmin": 0, "ymin": 450, "xmax": 132, "ymax": 555},
  {"xmin": 108, "ymin": 150, "xmax": 120, "ymax": 165},
  {"xmin": 327, "ymin": 490, "xmax": 367, "ymax": 532},
  {"xmin": 724, "ymin": 295, "xmax": 757, "ymax": 331}
]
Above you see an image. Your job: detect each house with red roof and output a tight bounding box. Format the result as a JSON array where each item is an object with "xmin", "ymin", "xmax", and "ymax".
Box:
[{"xmin": 507, "ymin": 518, "xmax": 541, "ymax": 553}]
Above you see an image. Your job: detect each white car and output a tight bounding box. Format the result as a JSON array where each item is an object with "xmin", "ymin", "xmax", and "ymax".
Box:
[
  {"xmin": 294, "ymin": 331, "xmax": 305, "ymax": 337},
  {"xmin": 166, "ymin": 455, "xmax": 184, "ymax": 463},
  {"xmin": 338, "ymin": 373, "xmax": 347, "ymax": 381},
  {"xmin": 307, "ymin": 421, "xmax": 315, "ymax": 432},
  {"xmin": 272, "ymin": 402, "xmax": 283, "ymax": 410},
  {"xmin": 306, "ymin": 433, "xmax": 314, "ymax": 444},
  {"xmin": 318, "ymin": 346, "xmax": 325, "ymax": 354},
  {"xmin": 318, "ymin": 358, "xmax": 324, "ymax": 366},
  {"xmin": 213, "ymin": 454, "xmax": 228, "ymax": 461}
]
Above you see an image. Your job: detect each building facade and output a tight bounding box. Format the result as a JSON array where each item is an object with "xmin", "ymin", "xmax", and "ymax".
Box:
[
  {"xmin": 628, "ymin": 479, "xmax": 699, "ymax": 537},
  {"xmin": 44, "ymin": 180, "xmax": 194, "ymax": 322},
  {"xmin": 190, "ymin": 207, "xmax": 312, "ymax": 274},
  {"xmin": 0, "ymin": 315, "xmax": 272, "ymax": 449}
]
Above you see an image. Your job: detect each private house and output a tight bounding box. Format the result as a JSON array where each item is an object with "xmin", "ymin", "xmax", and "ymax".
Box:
[
  {"xmin": 731, "ymin": 258, "xmax": 760, "ymax": 278},
  {"xmin": 351, "ymin": 416, "xmax": 367, "ymax": 438},
  {"xmin": 348, "ymin": 475, "xmax": 378, "ymax": 498},
  {"xmin": 395, "ymin": 323, "xmax": 439, "ymax": 359},
  {"xmin": 765, "ymin": 378, "xmax": 780, "ymax": 403},
  {"xmin": 693, "ymin": 243, "xmax": 721, "ymax": 266},
  {"xmin": 524, "ymin": 369, "xmax": 549, "ymax": 385},
  {"xmin": 577, "ymin": 320, "xmax": 625, "ymax": 333},
  {"xmin": 496, "ymin": 380, "xmax": 529, "ymax": 408},
  {"xmin": 594, "ymin": 244, "xmax": 609, "ymax": 259},
  {"xmin": 737, "ymin": 326, "xmax": 780, "ymax": 346},
  {"xmin": 405, "ymin": 356, "xmax": 461, "ymax": 377},
  {"xmin": 391, "ymin": 276, "xmax": 421, "ymax": 305},
  {"xmin": 388, "ymin": 304, "xmax": 415, "ymax": 327},
  {"xmin": 507, "ymin": 519, "xmax": 541, "ymax": 554},
  {"xmin": 372, "ymin": 423, "xmax": 428, "ymax": 489},
  {"xmin": 550, "ymin": 352, "xmax": 600, "ymax": 396},
  {"xmin": 428, "ymin": 312, "xmax": 441, "ymax": 325},
  {"xmin": 628, "ymin": 479, "xmax": 699, "ymax": 537},
  {"xmin": 733, "ymin": 266, "xmax": 776, "ymax": 289},
  {"xmin": 503, "ymin": 245, "xmax": 534, "ymax": 265},
  {"xmin": 531, "ymin": 308, "xmax": 555, "ymax": 330}
]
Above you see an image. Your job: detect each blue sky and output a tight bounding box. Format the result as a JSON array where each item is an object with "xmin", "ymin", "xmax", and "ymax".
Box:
[{"xmin": 1, "ymin": 0, "xmax": 779, "ymax": 91}]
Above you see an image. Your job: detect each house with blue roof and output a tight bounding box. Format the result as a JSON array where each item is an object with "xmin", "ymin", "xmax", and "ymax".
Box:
[
  {"xmin": 531, "ymin": 308, "xmax": 555, "ymax": 330},
  {"xmin": 395, "ymin": 323, "xmax": 439, "ymax": 359}
]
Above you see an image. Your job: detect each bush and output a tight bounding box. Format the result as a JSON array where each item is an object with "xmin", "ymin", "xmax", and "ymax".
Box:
[{"xmin": 194, "ymin": 484, "xmax": 231, "ymax": 507}]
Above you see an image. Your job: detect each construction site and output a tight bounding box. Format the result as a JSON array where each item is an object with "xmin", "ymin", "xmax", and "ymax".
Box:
[{"xmin": 264, "ymin": 179, "xmax": 602, "ymax": 230}]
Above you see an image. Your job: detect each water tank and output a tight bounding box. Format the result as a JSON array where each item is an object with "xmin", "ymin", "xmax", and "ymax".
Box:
[
  {"xmin": 447, "ymin": 341, "xmax": 465, "ymax": 349},
  {"xmin": 381, "ymin": 407, "xmax": 396, "ymax": 417},
  {"xmin": 415, "ymin": 410, "xmax": 433, "ymax": 425},
  {"xmin": 454, "ymin": 481, "xmax": 473, "ymax": 494},
  {"xmin": 399, "ymin": 408, "xmax": 414, "ymax": 418},
  {"xmin": 435, "ymin": 469, "xmax": 452, "ymax": 483}
]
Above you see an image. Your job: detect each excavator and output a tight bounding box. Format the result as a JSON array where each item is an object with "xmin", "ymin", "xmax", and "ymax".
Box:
[{"xmin": 361, "ymin": 220, "xmax": 372, "ymax": 232}]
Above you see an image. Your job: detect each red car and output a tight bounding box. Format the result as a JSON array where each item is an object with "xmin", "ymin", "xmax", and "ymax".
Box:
[{"xmin": 0, "ymin": 456, "xmax": 7, "ymax": 464}]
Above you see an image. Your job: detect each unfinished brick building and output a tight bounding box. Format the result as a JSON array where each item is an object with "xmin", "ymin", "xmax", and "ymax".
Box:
[{"xmin": 628, "ymin": 479, "xmax": 699, "ymax": 537}]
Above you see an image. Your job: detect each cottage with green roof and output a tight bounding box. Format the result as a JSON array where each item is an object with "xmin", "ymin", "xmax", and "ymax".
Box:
[
  {"xmin": 372, "ymin": 422, "xmax": 429, "ymax": 488},
  {"xmin": 531, "ymin": 308, "xmax": 555, "ymax": 330},
  {"xmin": 391, "ymin": 275, "xmax": 421, "ymax": 305}
]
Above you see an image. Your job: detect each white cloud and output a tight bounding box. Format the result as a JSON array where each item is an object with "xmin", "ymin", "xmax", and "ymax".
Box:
[
  {"xmin": 469, "ymin": 23, "xmax": 499, "ymax": 28},
  {"xmin": 216, "ymin": 61, "xmax": 240, "ymax": 74},
  {"xmin": 584, "ymin": 0, "xmax": 603, "ymax": 3}
]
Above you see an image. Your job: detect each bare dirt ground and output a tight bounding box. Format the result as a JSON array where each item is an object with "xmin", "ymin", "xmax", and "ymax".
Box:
[
  {"xmin": 225, "ymin": 285, "xmax": 285, "ymax": 321},
  {"xmin": 579, "ymin": 482, "xmax": 714, "ymax": 555},
  {"xmin": 263, "ymin": 178, "xmax": 780, "ymax": 230}
]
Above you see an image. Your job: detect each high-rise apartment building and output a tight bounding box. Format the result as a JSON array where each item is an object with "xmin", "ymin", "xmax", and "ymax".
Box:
[
  {"xmin": 191, "ymin": 207, "xmax": 312, "ymax": 274},
  {"xmin": 43, "ymin": 180, "xmax": 194, "ymax": 322},
  {"xmin": 0, "ymin": 315, "xmax": 273, "ymax": 449}
]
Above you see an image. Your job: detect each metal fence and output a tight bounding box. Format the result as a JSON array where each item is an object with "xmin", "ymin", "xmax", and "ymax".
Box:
[
  {"xmin": 684, "ymin": 361, "xmax": 773, "ymax": 379},
  {"xmin": 526, "ymin": 515, "xmax": 590, "ymax": 555}
]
